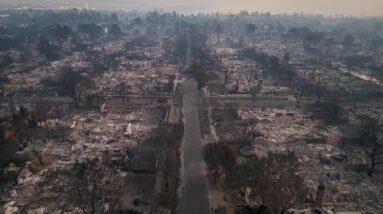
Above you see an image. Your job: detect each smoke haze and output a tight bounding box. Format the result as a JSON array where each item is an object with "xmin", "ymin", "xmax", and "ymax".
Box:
[{"xmin": 1, "ymin": 0, "xmax": 383, "ymax": 16}]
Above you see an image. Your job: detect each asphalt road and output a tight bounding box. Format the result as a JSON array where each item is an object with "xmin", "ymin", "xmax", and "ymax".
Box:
[{"xmin": 179, "ymin": 79, "xmax": 211, "ymax": 214}]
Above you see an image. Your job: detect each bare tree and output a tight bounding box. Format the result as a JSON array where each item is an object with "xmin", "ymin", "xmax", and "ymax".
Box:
[
  {"xmin": 307, "ymin": 71, "xmax": 326, "ymax": 104},
  {"xmin": 244, "ymin": 63, "xmax": 258, "ymax": 85},
  {"xmin": 246, "ymin": 23, "xmax": 257, "ymax": 38},
  {"xmin": 321, "ymin": 97, "xmax": 344, "ymax": 124},
  {"xmin": 73, "ymin": 159, "xmax": 123, "ymax": 213},
  {"xmin": 174, "ymin": 34, "xmax": 188, "ymax": 63},
  {"xmin": 358, "ymin": 114, "xmax": 383, "ymax": 176},
  {"xmin": 223, "ymin": 67, "xmax": 232, "ymax": 85},
  {"xmin": 283, "ymin": 52, "xmax": 290, "ymax": 64},
  {"xmin": 116, "ymin": 82, "xmax": 129, "ymax": 104},
  {"xmin": 135, "ymin": 81, "xmax": 147, "ymax": 96},
  {"xmin": 58, "ymin": 67, "xmax": 94, "ymax": 107},
  {"xmin": 291, "ymin": 77, "xmax": 309, "ymax": 108},
  {"xmin": 250, "ymin": 86, "xmax": 261, "ymax": 101},
  {"xmin": 161, "ymin": 38, "xmax": 173, "ymax": 58},
  {"xmin": 203, "ymin": 142, "xmax": 237, "ymax": 183},
  {"xmin": 367, "ymin": 139, "xmax": 383, "ymax": 177},
  {"xmin": 214, "ymin": 21, "xmax": 223, "ymax": 43},
  {"xmin": 49, "ymin": 24, "xmax": 72, "ymax": 48},
  {"xmin": 293, "ymin": 87, "xmax": 305, "ymax": 108},
  {"xmin": 190, "ymin": 59, "xmax": 208, "ymax": 90},
  {"xmin": 224, "ymin": 152, "xmax": 306, "ymax": 214}
]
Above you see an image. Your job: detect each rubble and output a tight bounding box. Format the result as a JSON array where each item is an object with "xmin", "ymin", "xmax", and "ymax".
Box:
[{"xmin": 236, "ymin": 107, "xmax": 342, "ymax": 144}]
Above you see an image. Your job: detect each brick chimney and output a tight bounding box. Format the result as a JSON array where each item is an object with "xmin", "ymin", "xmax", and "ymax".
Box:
[{"xmin": 314, "ymin": 182, "xmax": 326, "ymax": 208}]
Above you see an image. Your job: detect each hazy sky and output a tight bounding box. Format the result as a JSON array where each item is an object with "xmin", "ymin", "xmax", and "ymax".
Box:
[
  {"xmin": 209, "ymin": 0, "xmax": 383, "ymax": 16},
  {"xmin": 3, "ymin": 0, "xmax": 383, "ymax": 16}
]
